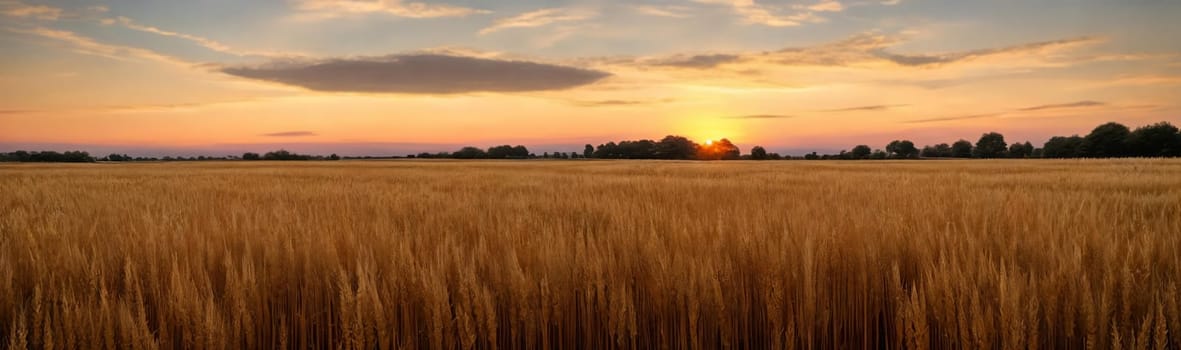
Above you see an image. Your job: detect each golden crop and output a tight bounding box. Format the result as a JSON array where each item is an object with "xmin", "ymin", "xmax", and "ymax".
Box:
[{"xmin": 2, "ymin": 160, "xmax": 1179, "ymax": 349}]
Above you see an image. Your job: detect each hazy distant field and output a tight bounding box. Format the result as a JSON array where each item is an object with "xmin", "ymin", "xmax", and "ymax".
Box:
[{"xmin": 2, "ymin": 160, "xmax": 1180, "ymax": 349}]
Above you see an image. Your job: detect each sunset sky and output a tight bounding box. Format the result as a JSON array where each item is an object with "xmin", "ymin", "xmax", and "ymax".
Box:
[{"xmin": 2, "ymin": 0, "xmax": 1179, "ymax": 156}]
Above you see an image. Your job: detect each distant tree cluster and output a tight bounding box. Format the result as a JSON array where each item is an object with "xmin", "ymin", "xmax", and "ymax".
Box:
[
  {"xmin": 0, "ymin": 150, "xmax": 94, "ymax": 162},
  {"xmin": 817, "ymin": 121, "xmax": 1180, "ymax": 160},
  {"xmin": 410, "ymin": 145, "xmax": 532, "ymax": 159},
  {"xmin": 585, "ymin": 135, "xmax": 780, "ymax": 160},
  {"xmin": 240, "ymin": 150, "xmax": 340, "ymax": 161},
  {"xmin": 1040, "ymin": 122, "xmax": 1181, "ymax": 158}
]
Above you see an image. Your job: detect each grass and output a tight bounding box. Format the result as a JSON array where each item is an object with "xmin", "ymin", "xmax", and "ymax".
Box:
[{"xmin": 2, "ymin": 159, "xmax": 1180, "ymax": 349}]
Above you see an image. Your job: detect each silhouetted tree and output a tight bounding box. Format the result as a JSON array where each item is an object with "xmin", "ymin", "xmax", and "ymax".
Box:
[
  {"xmin": 850, "ymin": 145, "xmax": 872, "ymax": 159},
  {"xmin": 593, "ymin": 142, "xmax": 618, "ymax": 159},
  {"xmin": 584, "ymin": 144, "xmax": 595, "ymax": 158},
  {"xmin": 654, "ymin": 135, "xmax": 697, "ymax": 159},
  {"xmin": 486, "ymin": 145, "xmax": 529, "ymax": 159},
  {"xmin": 922, "ymin": 143, "xmax": 953, "ymax": 158},
  {"xmin": 241, "ymin": 152, "xmax": 261, "ymax": 160},
  {"xmin": 804, "ymin": 152, "xmax": 820, "ymax": 160},
  {"xmin": 1043, "ymin": 135, "xmax": 1084, "ymax": 158},
  {"xmin": 974, "ymin": 132, "xmax": 1008, "ymax": 158},
  {"xmin": 512, "ymin": 145, "xmax": 529, "ymax": 158},
  {"xmin": 951, "ymin": 140, "xmax": 974, "ymax": 158},
  {"xmin": 886, "ymin": 140, "xmax": 919, "ymax": 159},
  {"xmin": 263, "ymin": 149, "xmax": 313, "ymax": 161},
  {"xmin": 104, "ymin": 153, "xmax": 132, "ymax": 161},
  {"xmin": 1008, "ymin": 142, "xmax": 1034, "ymax": 158},
  {"xmin": 1126, "ymin": 122, "xmax": 1181, "ymax": 157},
  {"xmin": 750, "ymin": 146, "xmax": 768, "ymax": 160},
  {"xmin": 698, "ymin": 138, "xmax": 740, "ymax": 160},
  {"xmin": 618, "ymin": 140, "xmax": 657, "ymax": 159},
  {"xmin": 1081, "ymin": 122, "xmax": 1131, "ymax": 158},
  {"xmin": 452, "ymin": 147, "xmax": 486, "ymax": 159},
  {"xmin": 720, "ymin": 141, "xmax": 736, "ymax": 160},
  {"xmin": 329, "ymin": 153, "xmax": 340, "ymax": 160}
]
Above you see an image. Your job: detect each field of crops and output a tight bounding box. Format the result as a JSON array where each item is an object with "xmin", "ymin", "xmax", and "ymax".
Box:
[{"xmin": 2, "ymin": 160, "xmax": 1179, "ymax": 349}]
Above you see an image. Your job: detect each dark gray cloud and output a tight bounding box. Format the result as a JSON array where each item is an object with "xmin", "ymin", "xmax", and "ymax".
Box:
[
  {"xmin": 1017, "ymin": 101, "xmax": 1105, "ymax": 111},
  {"xmin": 721, "ymin": 114, "xmax": 794, "ymax": 120},
  {"xmin": 822, "ymin": 104, "xmax": 907, "ymax": 112},
  {"xmin": 904, "ymin": 113, "xmax": 1001, "ymax": 124},
  {"xmin": 221, "ymin": 54, "xmax": 611, "ymax": 94},
  {"xmin": 650, "ymin": 54, "xmax": 742, "ymax": 69},
  {"xmin": 875, "ymin": 52, "xmax": 952, "ymax": 66},
  {"xmin": 262, "ymin": 131, "xmax": 318, "ymax": 137}
]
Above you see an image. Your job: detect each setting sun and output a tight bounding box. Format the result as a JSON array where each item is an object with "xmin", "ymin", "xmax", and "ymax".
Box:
[{"xmin": 705, "ymin": 139, "xmax": 714, "ymax": 146}]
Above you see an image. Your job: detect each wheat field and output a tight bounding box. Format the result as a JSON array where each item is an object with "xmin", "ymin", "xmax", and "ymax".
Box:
[{"xmin": 1, "ymin": 160, "xmax": 1179, "ymax": 349}]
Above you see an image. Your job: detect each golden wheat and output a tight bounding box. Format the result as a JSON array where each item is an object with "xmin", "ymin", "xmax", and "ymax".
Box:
[{"xmin": 1, "ymin": 159, "xmax": 1179, "ymax": 349}]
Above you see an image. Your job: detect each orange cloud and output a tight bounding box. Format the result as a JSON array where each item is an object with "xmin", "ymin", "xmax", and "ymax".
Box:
[
  {"xmin": 2, "ymin": 3, "xmax": 61, "ymax": 20},
  {"xmin": 480, "ymin": 8, "xmax": 596, "ymax": 35},
  {"xmin": 294, "ymin": 0, "xmax": 489, "ymax": 20}
]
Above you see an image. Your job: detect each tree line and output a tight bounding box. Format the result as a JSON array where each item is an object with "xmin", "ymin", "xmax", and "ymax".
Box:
[
  {"xmin": 804, "ymin": 121, "xmax": 1179, "ymax": 160},
  {"xmin": 0, "ymin": 150, "xmax": 342, "ymax": 162},
  {"xmin": 2, "ymin": 121, "xmax": 1177, "ymax": 162},
  {"xmin": 0, "ymin": 150, "xmax": 95, "ymax": 163}
]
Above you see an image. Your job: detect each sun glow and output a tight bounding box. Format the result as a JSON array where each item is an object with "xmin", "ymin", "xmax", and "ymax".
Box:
[{"xmin": 705, "ymin": 139, "xmax": 714, "ymax": 146}]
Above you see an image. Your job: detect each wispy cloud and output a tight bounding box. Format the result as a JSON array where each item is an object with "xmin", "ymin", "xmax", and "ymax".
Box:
[
  {"xmin": 570, "ymin": 98, "xmax": 674, "ymax": 107},
  {"xmin": 99, "ymin": 99, "xmax": 262, "ymax": 113},
  {"xmin": 262, "ymin": 131, "xmax": 318, "ymax": 137},
  {"xmin": 694, "ymin": 0, "xmax": 845, "ymax": 27},
  {"xmin": 293, "ymin": 0, "xmax": 489, "ymax": 20},
  {"xmin": 1017, "ymin": 101, "xmax": 1105, "ymax": 111},
  {"xmin": 878, "ymin": 36, "xmax": 1103, "ymax": 67},
  {"xmin": 822, "ymin": 104, "xmax": 907, "ymax": 112},
  {"xmin": 0, "ymin": 109, "xmax": 35, "ymax": 115},
  {"xmin": 648, "ymin": 53, "xmax": 742, "ymax": 69},
  {"xmin": 630, "ymin": 32, "xmax": 1106, "ymax": 71},
  {"xmin": 807, "ymin": 0, "xmax": 845, "ymax": 12},
  {"xmin": 220, "ymin": 54, "xmax": 611, "ymax": 94},
  {"xmin": 906, "ymin": 101, "xmax": 1108, "ymax": 124},
  {"xmin": 4, "ymin": 2, "xmax": 289, "ymax": 58},
  {"xmin": 108, "ymin": 17, "xmax": 293, "ymax": 58},
  {"xmin": 1, "ymin": 2, "xmax": 61, "ymax": 20},
  {"xmin": 9, "ymin": 27, "xmax": 193, "ymax": 67},
  {"xmin": 632, "ymin": 5, "xmax": 693, "ymax": 18},
  {"xmin": 696, "ymin": 0, "xmax": 808, "ymax": 27},
  {"xmin": 904, "ymin": 113, "xmax": 1001, "ymax": 124},
  {"xmin": 1085, "ymin": 75, "xmax": 1181, "ymax": 88},
  {"xmin": 721, "ymin": 114, "xmax": 794, "ymax": 119},
  {"xmin": 480, "ymin": 8, "xmax": 596, "ymax": 35},
  {"xmin": 1, "ymin": 2, "xmax": 108, "ymax": 21}
]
